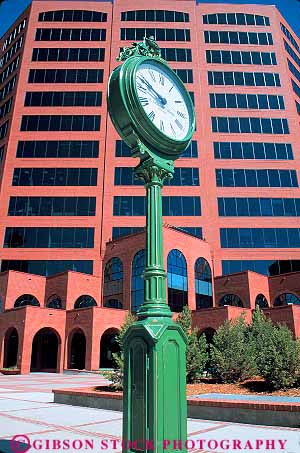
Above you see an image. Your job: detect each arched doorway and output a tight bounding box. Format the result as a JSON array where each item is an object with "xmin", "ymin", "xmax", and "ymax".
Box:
[
  {"xmin": 68, "ymin": 330, "xmax": 86, "ymax": 370},
  {"xmin": 4, "ymin": 328, "xmax": 18, "ymax": 368},
  {"xmin": 100, "ymin": 329, "xmax": 120, "ymax": 369},
  {"xmin": 30, "ymin": 328, "xmax": 60, "ymax": 372}
]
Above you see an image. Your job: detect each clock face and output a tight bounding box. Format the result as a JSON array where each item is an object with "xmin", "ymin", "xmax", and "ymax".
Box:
[{"xmin": 135, "ymin": 60, "xmax": 192, "ymax": 141}]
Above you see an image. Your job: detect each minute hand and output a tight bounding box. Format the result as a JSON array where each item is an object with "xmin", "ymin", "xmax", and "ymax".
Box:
[{"xmin": 139, "ymin": 77, "xmax": 167, "ymax": 105}]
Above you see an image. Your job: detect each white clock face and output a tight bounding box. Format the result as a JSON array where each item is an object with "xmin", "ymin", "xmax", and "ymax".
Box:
[{"xmin": 135, "ymin": 61, "xmax": 191, "ymax": 141}]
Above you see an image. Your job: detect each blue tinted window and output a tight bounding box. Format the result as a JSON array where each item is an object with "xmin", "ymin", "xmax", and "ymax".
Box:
[
  {"xmin": 216, "ymin": 169, "xmax": 298, "ymax": 187},
  {"xmin": 220, "ymin": 228, "xmax": 300, "ymax": 248}
]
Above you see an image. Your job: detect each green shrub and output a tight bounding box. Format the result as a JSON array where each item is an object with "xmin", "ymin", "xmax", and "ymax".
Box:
[
  {"xmin": 250, "ymin": 308, "xmax": 300, "ymax": 390},
  {"xmin": 210, "ymin": 317, "xmax": 257, "ymax": 383},
  {"xmin": 176, "ymin": 306, "xmax": 208, "ymax": 383}
]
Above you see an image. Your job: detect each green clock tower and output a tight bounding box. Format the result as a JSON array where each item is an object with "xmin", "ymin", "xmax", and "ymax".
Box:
[{"xmin": 107, "ymin": 37, "xmax": 196, "ymax": 453}]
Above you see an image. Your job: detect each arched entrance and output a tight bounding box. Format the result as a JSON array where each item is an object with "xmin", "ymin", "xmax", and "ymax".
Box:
[
  {"xmin": 4, "ymin": 328, "xmax": 18, "ymax": 368},
  {"xmin": 30, "ymin": 328, "xmax": 60, "ymax": 372},
  {"xmin": 68, "ymin": 330, "xmax": 86, "ymax": 370},
  {"xmin": 100, "ymin": 329, "xmax": 120, "ymax": 369}
]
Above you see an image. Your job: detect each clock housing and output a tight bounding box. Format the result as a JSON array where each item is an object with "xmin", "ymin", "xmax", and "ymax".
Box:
[{"xmin": 107, "ymin": 56, "xmax": 195, "ymax": 159}]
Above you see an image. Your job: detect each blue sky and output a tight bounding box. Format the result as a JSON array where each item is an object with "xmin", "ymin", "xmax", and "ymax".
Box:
[{"xmin": 0, "ymin": 0, "xmax": 299, "ymax": 37}]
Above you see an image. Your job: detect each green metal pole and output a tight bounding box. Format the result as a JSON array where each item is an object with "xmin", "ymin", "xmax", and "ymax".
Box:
[{"xmin": 122, "ymin": 154, "xmax": 188, "ymax": 453}]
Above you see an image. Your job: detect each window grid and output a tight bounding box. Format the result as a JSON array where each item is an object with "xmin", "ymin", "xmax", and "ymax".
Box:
[
  {"xmin": 114, "ymin": 167, "xmax": 200, "ymax": 186},
  {"xmin": 206, "ymin": 49, "xmax": 277, "ymax": 66},
  {"xmin": 2, "ymin": 19, "xmax": 27, "ymax": 51},
  {"xmin": 0, "ymin": 260, "xmax": 93, "ymax": 276},
  {"xmin": 211, "ymin": 116, "xmax": 289, "ymax": 134},
  {"xmin": 39, "ymin": 10, "xmax": 107, "ymax": 22},
  {"xmin": 284, "ymin": 41, "xmax": 300, "ymax": 69},
  {"xmin": 24, "ymin": 91, "xmax": 102, "ymax": 107},
  {"xmin": 222, "ymin": 260, "xmax": 300, "ymax": 277},
  {"xmin": 8, "ymin": 197, "xmax": 96, "ymax": 216},
  {"xmin": 121, "ymin": 10, "xmax": 189, "ymax": 22},
  {"xmin": 20, "ymin": 115, "xmax": 100, "ymax": 132},
  {"xmin": 16, "ymin": 140, "xmax": 99, "ymax": 158},
  {"xmin": 220, "ymin": 228, "xmax": 300, "ymax": 248},
  {"xmin": 0, "ymin": 97, "xmax": 13, "ymax": 120},
  {"xmin": 292, "ymin": 80, "xmax": 300, "ymax": 99},
  {"xmin": 12, "ymin": 168, "xmax": 98, "ymax": 186},
  {"xmin": 0, "ymin": 55, "xmax": 20, "ymax": 85},
  {"xmin": 281, "ymin": 24, "xmax": 300, "ymax": 54},
  {"xmin": 4, "ymin": 227, "xmax": 94, "ymax": 248},
  {"xmin": 0, "ymin": 76, "xmax": 17, "ymax": 102},
  {"xmin": 218, "ymin": 197, "xmax": 300, "ymax": 217},
  {"xmin": 0, "ymin": 121, "xmax": 9, "ymax": 140},
  {"xmin": 160, "ymin": 48, "xmax": 192, "ymax": 62},
  {"xmin": 28, "ymin": 69, "xmax": 103, "ymax": 84},
  {"xmin": 113, "ymin": 196, "xmax": 201, "ymax": 216},
  {"xmin": 35, "ymin": 28, "xmax": 106, "ymax": 41},
  {"xmin": 216, "ymin": 168, "xmax": 298, "ymax": 187},
  {"xmin": 214, "ymin": 142, "xmax": 293, "ymax": 160},
  {"xmin": 204, "ymin": 30, "xmax": 273, "ymax": 46},
  {"xmin": 32, "ymin": 47, "xmax": 105, "ymax": 62},
  {"xmin": 120, "ymin": 28, "xmax": 190, "ymax": 41},
  {"xmin": 174, "ymin": 69, "xmax": 193, "ymax": 83},
  {"xmin": 287, "ymin": 60, "xmax": 300, "ymax": 83},
  {"xmin": 0, "ymin": 36, "xmax": 23, "ymax": 68},
  {"xmin": 115, "ymin": 140, "xmax": 198, "ymax": 158},
  {"xmin": 203, "ymin": 13, "xmax": 270, "ymax": 26},
  {"xmin": 208, "ymin": 71, "xmax": 280, "ymax": 87},
  {"xmin": 210, "ymin": 93, "xmax": 284, "ymax": 110}
]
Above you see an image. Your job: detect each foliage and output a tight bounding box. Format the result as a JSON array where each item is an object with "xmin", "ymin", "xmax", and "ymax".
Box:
[
  {"xmin": 210, "ymin": 317, "xmax": 257, "ymax": 383},
  {"xmin": 250, "ymin": 308, "xmax": 300, "ymax": 390},
  {"xmin": 102, "ymin": 313, "xmax": 137, "ymax": 390},
  {"xmin": 176, "ymin": 306, "xmax": 208, "ymax": 383}
]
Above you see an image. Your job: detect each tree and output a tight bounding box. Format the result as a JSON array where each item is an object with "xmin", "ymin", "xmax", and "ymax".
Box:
[
  {"xmin": 210, "ymin": 317, "xmax": 257, "ymax": 383},
  {"xmin": 250, "ymin": 308, "xmax": 300, "ymax": 390},
  {"xmin": 176, "ymin": 306, "xmax": 208, "ymax": 383},
  {"xmin": 103, "ymin": 312, "xmax": 137, "ymax": 390}
]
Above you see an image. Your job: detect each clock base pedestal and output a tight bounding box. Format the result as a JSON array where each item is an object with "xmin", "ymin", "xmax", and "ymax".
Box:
[{"xmin": 122, "ymin": 156, "xmax": 188, "ymax": 453}]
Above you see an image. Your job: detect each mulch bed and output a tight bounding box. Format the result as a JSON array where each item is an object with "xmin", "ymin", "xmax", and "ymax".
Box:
[
  {"xmin": 186, "ymin": 378, "xmax": 300, "ymax": 397},
  {"xmin": 95, "ymin": 378, "xmax": 300, "ymax": 397}
]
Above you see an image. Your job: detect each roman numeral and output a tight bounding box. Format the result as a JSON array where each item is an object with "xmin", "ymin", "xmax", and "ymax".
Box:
[
  {"xmin": 148, "ymin": 111, "xmax": 155, "ymax": 121},
  {"xmin": 137, "ymin": 83, "xmax": 147, "ymax": 94},
  {"xmin": 169, "ymin": 85, "xmax": 174, "ymax": 93},
  {"xmin": 160, "ymin": 120, "xmax": 164, "ymax": 132},
  {"xmin": 175, "ymin": 119, "xmax": 183, "ymax": 130},
  {"xmin": 149, "ymin": 70, "xmax": 156, "ymax": 82},
  {"xmin": 177, "ymin": 111, "xmax": 187, "ymax": 119},
  {"xmin": 175, "ymin": 100, "xmax": 182, "ymax": 103},
  {"xmin": 139, "ymin": 96, "xmax": 149, "ymax": 106},
  {"xmin": 159, "ymin": 74, "xmax": 165, "ymax": 85},
  {"xmin": 170, "ymin": 124, "xmax": 176, "ymax": 136}
]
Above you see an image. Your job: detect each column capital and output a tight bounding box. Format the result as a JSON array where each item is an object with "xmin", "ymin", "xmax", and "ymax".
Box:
[{"xmin": 134, "ymin": 156, "xmax": 174, "ymax": 186}]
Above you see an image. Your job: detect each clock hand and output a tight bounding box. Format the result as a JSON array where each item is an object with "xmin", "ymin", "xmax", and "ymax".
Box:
[{"xmin": 138, "ymin": 76, "xmax": 167, "ymax": 106}]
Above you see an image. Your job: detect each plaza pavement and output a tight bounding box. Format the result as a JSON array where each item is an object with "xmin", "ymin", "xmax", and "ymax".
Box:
[{"xmin": 0, "ymin": 372, "xmax": 299, "ymax": 453}]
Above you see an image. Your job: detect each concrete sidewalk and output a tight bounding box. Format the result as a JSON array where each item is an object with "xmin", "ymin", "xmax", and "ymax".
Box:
[{"xmin": 0, "ymin": 372, "xmax": 299, "ymax": 453}]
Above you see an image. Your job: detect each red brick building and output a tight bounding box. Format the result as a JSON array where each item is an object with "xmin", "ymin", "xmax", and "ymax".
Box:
[{"xmin": 1, "ymin": 0, "xmax": 300, "ymax": 373}]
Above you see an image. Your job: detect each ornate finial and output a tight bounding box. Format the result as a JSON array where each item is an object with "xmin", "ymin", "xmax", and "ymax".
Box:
[{"xmin": 117, "ymin": 36, "xmax": 161, "ymax": 61}]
